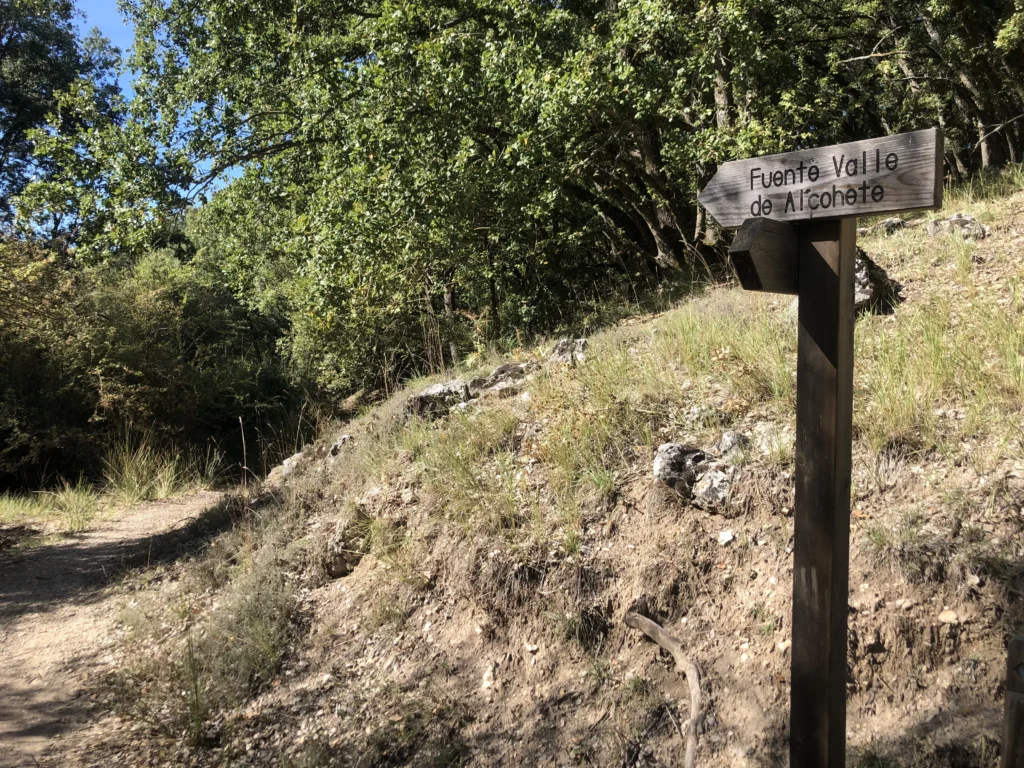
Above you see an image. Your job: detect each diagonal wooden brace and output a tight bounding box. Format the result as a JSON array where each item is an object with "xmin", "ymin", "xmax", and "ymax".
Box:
[{"xmin": 728, "ymin": 217, "xmax": 800, "ymax": 294}]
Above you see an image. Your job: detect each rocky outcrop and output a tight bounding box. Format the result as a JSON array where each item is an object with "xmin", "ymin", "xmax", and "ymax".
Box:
[
  {"xmin": 549, "ymin": 338, "xmax": 588, "ymax": 364},
  {"xmin": 405, "ymin": 380, "xmax": 472, "ymax": 419},
  {"xmin": 324, "ymin": 505, "xmax": 371, "ymax": 578},
  {"xmin": 752, "ymin": 421, "xmax": 795, "ymax": 458},
  {"xmin": 714, "ymin": 431, "xmax": 751, "ymax": 459},
  {"xmin": 469, "ymin": 362, "xmax": 539, "ymax": 398},
  {"xmin": 854, "ymin": 248, "xmax": 902, "ymax": 315},
  {"xmin": 329, "ymin": 434, "xmax": 352, "ymax": 456},
  {"xmin": 405, "ymin": 362, "xmax": 540, "ymax": 420},
  {"xmin": 652, "ymin": 443, "xmax": 709, "ymax": 495},
  {"xmin": 691, "ymin": 463, "xmax": 735, "ymax": 509},
  {"xmin": 653, "ymin": 441, "xmax": 737, "ymax": 509},
  {"xmin": 925, "ymin": 212, "xmax": 991, "ymax": 241},
  {"xmin": 858, "ymin": 217, "xmax": 907, "ymax": 237},
  {"xmin": 265, "ymin": 451, "xmax": 303, "ymax": 487}
]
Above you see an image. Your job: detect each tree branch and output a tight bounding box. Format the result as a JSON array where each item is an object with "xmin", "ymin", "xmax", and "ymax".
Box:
[
  {"xmin": 837, "ymin": 50, "xmax": 908, "ymax": 64},
  {"xmin": 624, "ymin": 610, "xmax": 703, "ymax": 768}
]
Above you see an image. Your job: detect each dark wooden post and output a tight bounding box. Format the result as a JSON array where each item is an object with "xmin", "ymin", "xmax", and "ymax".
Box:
[
  {"xmin": 1005, "ymin": 635, "xmax": 1024, "ymax": 768},
  {"xmin": 790, "ymin": 218, "xmax": 856, "ymax": 768},
  {"xmin": 698, "ymin": 129, "xmax": 943, "ymax": 766}
]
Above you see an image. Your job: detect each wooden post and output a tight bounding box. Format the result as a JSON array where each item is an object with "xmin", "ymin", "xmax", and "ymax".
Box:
[
  {"xmin": 697, "ymin": 129, "xmax": 944, "ymax": 766},
  {"xmin": 790, "ymin": 218, "xmax": 856, "ymax": 768},
  {"xmin": 1005, "ymin": 635, "xmax": 1024, "ymax": 768}
]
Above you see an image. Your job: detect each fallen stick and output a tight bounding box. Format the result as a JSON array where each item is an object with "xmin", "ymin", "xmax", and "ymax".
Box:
[{"xmin": 624, "ymin": 610, "xmax": 703, "ymax": 768}]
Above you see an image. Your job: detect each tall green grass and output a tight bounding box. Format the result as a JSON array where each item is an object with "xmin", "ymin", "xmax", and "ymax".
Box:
[
  {"xmin": 0, "ymin": 478, "xmax": 100, "ymax": 533},
  {"xmin": 104, "ymin": 437, "xmax": 224, "ymax": 504},
  {"xmin": 46, "ymin": 478, "xmax": 100, "ymax": 532},
  {"xmin": 944, "ymin": 163, "xmax": 1024, "ymax": 209}
]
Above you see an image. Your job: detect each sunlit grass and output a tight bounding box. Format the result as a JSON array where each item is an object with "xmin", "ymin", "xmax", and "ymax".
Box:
[
  {"xmin": 104, "ymin": 437, "xmax": 224, "ymax": 504},
  {"xmin": 0, "ymin": 478, "xmax": 101, "ymax": 534},
  {"xmin": 301, "ymin": 177, "xmax": 1024, "ymax": 571}
]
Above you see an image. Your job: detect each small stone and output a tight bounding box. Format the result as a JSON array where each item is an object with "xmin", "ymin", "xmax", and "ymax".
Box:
[
  {"xmin": 481, "ymin": 665, "xmax": 494, "ymax": 690},
  {"xmin": 715, "ymin": 431, "xmax": 751, "ymax": 458},
  {"xmin": 777, "ymin": 640, "xmax": 792, "ymax": 653},
  {"xmin": 876, "ymin": 217, "xmax": 906, "ymax": 234},
  {"xmin": 752, "ymin": 422, "xmax": 794, "ymax": 458},
  {"xmin": 329, "ymin": 435, "xmax": 352, "ymax": 456},
  {"xmin": 400, "ymin": 488, "xmax": 418, "ymax": 505},
  {"xmin": 938, "ymin": 609, "xmax": 959, "ymax": 624},
  {"xmin": 266, "ymin": 450, "xmax": 303, "ymax": 487},
  {"xmin": 718, "ymin": 530, "xmax": 735, "ymax": 546},
  {"xmin": 524, "ymin": 642, "xmax": 539, "ymax": 654}
]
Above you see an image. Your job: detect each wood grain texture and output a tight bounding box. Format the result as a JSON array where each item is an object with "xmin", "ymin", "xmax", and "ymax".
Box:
[
  {"xmin": 699, "ymin": 128, "xmax": 943, "ymax": 228},
  {"xmin": 728, "ymin": 217, "xmax": 800, "ymax": 294},
  {"xmin": 1005, "ymin": 636, "xmax": 1024, "ymax": 768},
  {"xmin": 790, "ymin": 219, "xmax": 856, "ymax": 768}
]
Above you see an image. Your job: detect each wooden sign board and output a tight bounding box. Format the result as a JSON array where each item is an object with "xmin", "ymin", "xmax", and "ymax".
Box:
[
  {"xmin": 698, "ymin": 130, "xmax": 944, "ymax": 768},
  {"xmin": 698, "ymin": 128, "xmax": 943, "ymax": 228}
]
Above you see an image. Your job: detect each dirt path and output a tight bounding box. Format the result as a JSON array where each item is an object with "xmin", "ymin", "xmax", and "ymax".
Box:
[{"xmin": 0, "ymin": 491, "xmax": 226, "ymax": 768}]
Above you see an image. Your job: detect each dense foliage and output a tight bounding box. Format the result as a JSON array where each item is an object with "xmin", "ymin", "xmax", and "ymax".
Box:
[
  {"xmin": 0, "ymin": 239, "xmax": 304, "ymax": 486},
  {"xmin": 3, "ymin": 0, "xmax": 1024, "ymax": 484},
  {"xmin": 0, "ymin": 0, "xmax": 120, "ymax": 226}
]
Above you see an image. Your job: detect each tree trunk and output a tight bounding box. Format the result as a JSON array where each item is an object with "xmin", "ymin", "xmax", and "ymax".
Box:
[
  {"xmin": 946, "ymin": 151, "xmax": 964, "ymax": 183},
  {"xmin": 442, "ymin": 281, "xmax": 458, "ymax": 366},
  {"xmin": 486, "ymin": 249, "xmax": 501, "ymax": 340},
  {"xmin": 922, "ymin": 16, "xmax": 997, "ymax": 167},
  {"xmin": 421, "ymin": 284, "xmax": 444, "ymax": 374},
  {"xmin": 977, "ymin": 119, "xmax": 991, "ymax": 168},
  {"xmin": 694, "ymin": 205, "xmax": 707, "ymax": 244}
]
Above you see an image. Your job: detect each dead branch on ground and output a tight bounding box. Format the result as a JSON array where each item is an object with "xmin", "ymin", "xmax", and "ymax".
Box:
[{"xmin": 624, "ymin": 609, "xmax": 704, "ymax": 768}]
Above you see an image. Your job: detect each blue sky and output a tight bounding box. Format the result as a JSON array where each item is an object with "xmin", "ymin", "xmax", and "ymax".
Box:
[
  {"xmin": 73, "ymin": 0, "xmax": 240, "ymax": 191},
  {"xmin": 75, "ymin": 0, "xmax": 135, "ymax": 94},
  {"xmin": 75, "ymin": 0, "xmax": 134, "ymax": 51}
]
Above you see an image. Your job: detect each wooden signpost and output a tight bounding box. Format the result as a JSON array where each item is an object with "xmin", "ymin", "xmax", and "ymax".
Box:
[
  {"xmin": 1006, "ymin": 635, "xmax": 1024, "ymax": 768},
  {"xmin": 698, "ymin": 128, "xmax": 944, "ymax": 768}
]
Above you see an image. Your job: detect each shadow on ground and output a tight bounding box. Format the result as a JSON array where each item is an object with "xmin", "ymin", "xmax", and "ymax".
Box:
[{"xmin": 0, "ymin": 492, "xmax": 255, "ymax": 621}]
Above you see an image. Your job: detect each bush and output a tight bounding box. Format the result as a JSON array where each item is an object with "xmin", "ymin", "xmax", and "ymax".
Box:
[{"xmin": 0, "ymin": 238, "xmax": 320, "ymax": 490}]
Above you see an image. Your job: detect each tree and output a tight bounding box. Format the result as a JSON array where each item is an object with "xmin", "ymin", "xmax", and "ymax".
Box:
[
  {"xmin": 0, "ymin": 0, "xmax": 119, "ymax": 225},
  {"xmin": 16, "ymin": 0, "xmax": 1024, "ymax": 394}
]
